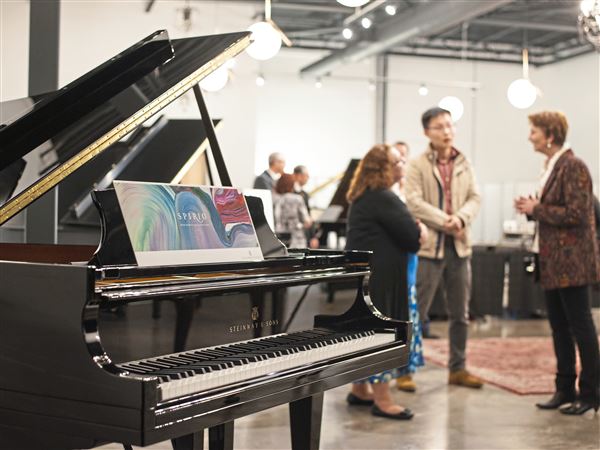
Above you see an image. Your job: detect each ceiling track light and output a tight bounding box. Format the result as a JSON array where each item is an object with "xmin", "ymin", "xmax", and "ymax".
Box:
[
  {"xmin": 418, "ymin": 84, "xmax": 429, "ymax": 96},
  {"xmin": 256, "ymin": 74, "xmax": 266, "ymax": 87},
  {"xmin": 315, "ymin": 78, "xmax": 323, "ymax": 89}
]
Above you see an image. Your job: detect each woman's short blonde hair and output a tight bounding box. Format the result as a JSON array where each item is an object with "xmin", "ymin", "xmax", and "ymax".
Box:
[
  {"xmin": 528, "ymin": 111, "xmax": 569, "ymax": 147},
  {"xmin": 346, "ymin": 144, "xmax": 394, "ymax": 203}
]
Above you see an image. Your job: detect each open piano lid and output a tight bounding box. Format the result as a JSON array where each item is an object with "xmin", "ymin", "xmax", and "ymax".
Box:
[{"xmin": 0, "ymin": 29, "xmax": 251, "ymax": 226}]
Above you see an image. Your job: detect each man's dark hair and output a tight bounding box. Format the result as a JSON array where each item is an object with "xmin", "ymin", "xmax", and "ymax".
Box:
[
  {"xmin": 293, "ymin": 165, "xmax": 307, "ymax": 175},
  {"xmin": 421, "ymin": 107, "xmax": 451, "ymax": 129}
]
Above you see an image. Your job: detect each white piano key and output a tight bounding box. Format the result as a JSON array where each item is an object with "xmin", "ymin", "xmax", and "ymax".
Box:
[{"xmin": 144, "ymin": 331, "xmax": 396, "ymax": 401}]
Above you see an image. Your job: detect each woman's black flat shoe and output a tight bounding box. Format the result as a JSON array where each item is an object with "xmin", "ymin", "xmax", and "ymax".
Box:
[
  {"xmin": 371, "ymin": 404, "xmax": 413, "ymax": 420},
  {"xmin": 559, "ymin": 401, "xmax": 599, "ymax": 415},
  {"xmin": 346, "ymin": 393, "xmax": 374, "ymax": 406}
]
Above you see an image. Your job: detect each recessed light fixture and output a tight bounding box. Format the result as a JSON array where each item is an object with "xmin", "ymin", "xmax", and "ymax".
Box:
[
  {"xmin": 361, "ymin": 17, "xmax": 372, "ymax": 29},
  {"xmin": 385, "ymin": 5, "xmax": 397, "ymax": 15},
  {"xmin": 342, "ymin": 27, "xmax": 353, "ymax": 39}
]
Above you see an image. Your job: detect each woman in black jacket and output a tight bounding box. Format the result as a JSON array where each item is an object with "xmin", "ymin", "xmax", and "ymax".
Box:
[{"xmin": 345, "ymin": 144, "xmax": 425, "ymax": 420}]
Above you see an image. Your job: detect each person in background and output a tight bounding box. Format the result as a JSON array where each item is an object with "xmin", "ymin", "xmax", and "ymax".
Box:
[
  {"xmin": 393, "ymin": 141, "xmax": 410, "ymax": 195},
  {"xmin": 397, "ymin": 139, "xmax": 442, "ymax": 341},
  {"xmin": 515, "ymin": 111, "xmax": 600, "ymax": 415},
  {"xmin": 405, "ymin": 107, "xmax": 483, "ymax": 389},
  {"xmin": 293, "ymin": 165, "xmax": 319, "ymax": 249},
  {"xmin": 253, "ymin": 152, "xmax": 285, "ymax": 191},
  {"xmin": 273, "ymin": 173, "xmax": 312, "ymax": 248},
  {"xmin": 391, "ymin": 140, "xmax": 425, "ymax": 394},
  {"xmin": 345, "ymin": 144, "xmax": 426, "ymax": 420}
]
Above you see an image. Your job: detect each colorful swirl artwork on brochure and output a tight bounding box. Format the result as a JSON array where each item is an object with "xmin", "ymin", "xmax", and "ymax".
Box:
[{"xmin": 113, "ymin": 181, "xmax": 263, "ymax": 266}]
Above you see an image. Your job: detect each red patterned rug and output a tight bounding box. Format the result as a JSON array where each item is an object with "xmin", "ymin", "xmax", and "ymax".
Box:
[{"xmin": 423, "ymin": 337, "xmax": 570, "ymax": 395}]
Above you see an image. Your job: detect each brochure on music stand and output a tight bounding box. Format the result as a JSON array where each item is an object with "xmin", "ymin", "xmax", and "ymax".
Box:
[{"xmin": 113, "ymin": 181, "xmax": 263, "ymax": 266}]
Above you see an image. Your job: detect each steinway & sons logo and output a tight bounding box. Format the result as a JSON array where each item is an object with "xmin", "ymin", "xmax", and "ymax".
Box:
[{"xmin": 228, "ymin": 306, "xmax": 279, "ymax": 333}]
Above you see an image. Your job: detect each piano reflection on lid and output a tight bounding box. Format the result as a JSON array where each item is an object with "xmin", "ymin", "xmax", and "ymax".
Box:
[{"xmin": 0, "ymin": 30, "xmax": 411, "ymax": 450}]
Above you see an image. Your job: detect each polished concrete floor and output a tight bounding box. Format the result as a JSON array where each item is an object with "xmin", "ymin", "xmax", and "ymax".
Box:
[{"xmin": 98, "ymin": 287, "xmax": 600, "ymax": 450}]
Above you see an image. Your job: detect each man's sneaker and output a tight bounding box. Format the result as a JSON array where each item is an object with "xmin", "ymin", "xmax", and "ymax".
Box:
[
  {"xmin": 396, "ymin": 375, "xmax": 417, "ymax": 392},
  {"xmin": 448, "ymin": 370, "xmax": 484, "ymax": 389}
]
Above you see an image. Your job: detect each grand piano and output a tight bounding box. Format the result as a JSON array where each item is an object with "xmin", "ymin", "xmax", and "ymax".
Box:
[{"xmin": 0, "ymin": 30, "xmax": 411, "ymax": 450}]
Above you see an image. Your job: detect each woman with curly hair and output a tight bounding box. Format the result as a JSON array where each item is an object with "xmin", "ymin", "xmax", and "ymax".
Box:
[{"xmin": 345, "ymin": 144, "xmax": 426, "ymax": 420}]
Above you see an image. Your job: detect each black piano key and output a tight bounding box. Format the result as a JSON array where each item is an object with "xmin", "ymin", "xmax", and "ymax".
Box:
[
  {"xmin": 188, "ymin": 351, "xmax": 218, "ymax": 361},
  {"xmin": 149, "ymin": 370, "xmax": 188, "ymax": 380},
  {"xmin": 138, "ymin": 361, "xmax": 178, "ymax": 369},
  {"xmin": 160, "ymin": 356, "xmax": 197, "ymax": 365},
  {"xmin": 119, "ymin": 364, "xmax": 154, "ymax": 374},
  {"xmin": 232, "ymin": 352, "xmax": 268, "ymax": 362},
  {"xmin": 200, "ymin": 349, "xmax": 232, "ymax": 358}
]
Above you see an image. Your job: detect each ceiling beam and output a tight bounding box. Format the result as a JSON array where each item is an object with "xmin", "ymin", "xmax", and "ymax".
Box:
[
  {"xmin": 472, "ymin": 18, "xmax": 575, "ymax": 33},
  {"xmin": 300, "ymin": 0, "xmax": 514, "ymax": 78},
  {"xmin": 272, "ymin": 2, "xmax": 347, "ymax": 14},
  {"xmin": 287, "ymin": 27, "xmax": 342, "ymax": 38}
]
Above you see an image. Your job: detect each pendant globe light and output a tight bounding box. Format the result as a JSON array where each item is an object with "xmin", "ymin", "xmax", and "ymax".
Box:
[
  {"xmin": 199, "ymin": 65, "xmax": 229, "ymax": 92},
  {"xmin": 246, "ymin": 0, "xmax": 292, "ymax": 61},
  {"xmin": 337, "ymin": 0, "xmax": 370, "ymax": 7},
  {"xmin": 438, "ymin": 96, "xmax": 464, "ymax": 122},
  {"xmin": 507, "ymin": 49, "xmax": 537, "ymax": 109}
]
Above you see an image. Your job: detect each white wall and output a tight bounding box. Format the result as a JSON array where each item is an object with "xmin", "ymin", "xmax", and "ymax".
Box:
[
  {"xmin": 0, "ymin": 0, "xmax": 29, "ymax": 113},
  {"xmin": 1, "ymin": 0, "xmax": 598, "ymax": 243},
  {"xmin": 255, "ymin": 49, "xmax": 376, "ymax": 203}
]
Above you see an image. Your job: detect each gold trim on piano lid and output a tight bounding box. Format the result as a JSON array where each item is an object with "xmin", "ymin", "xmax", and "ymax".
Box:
[{"xmin": 0, "ymin": 34, "xmax": 252, "ymax": 226}]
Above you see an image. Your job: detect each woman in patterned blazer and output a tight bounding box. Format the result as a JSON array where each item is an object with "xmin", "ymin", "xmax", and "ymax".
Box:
[{"xmin": 515, "ymin": 111, "xmax": 600, "ymax": 416}]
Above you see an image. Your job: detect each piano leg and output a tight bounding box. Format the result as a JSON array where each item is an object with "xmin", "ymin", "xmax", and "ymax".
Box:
[
  {"xmin": 208, "ymin": 422, "xmax": 234, "ymax": 450},
  {"xmin": 171, "ymin": 430, "xmax": 204, "ymax": 450},
  {"xmin": 289, "ymin": 393, "xmax": 324, "ymax": 450}
]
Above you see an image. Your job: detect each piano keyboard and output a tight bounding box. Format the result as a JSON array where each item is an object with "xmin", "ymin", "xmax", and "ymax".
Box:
[{"xmin": 119, "ymin": 329, "xmax": 396, "ymax": 401}]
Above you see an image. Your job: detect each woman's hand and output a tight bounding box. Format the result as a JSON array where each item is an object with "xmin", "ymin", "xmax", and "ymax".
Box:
[{"xmin": 514, "ymin": 195, "xmax": 539, "ymax": 216}]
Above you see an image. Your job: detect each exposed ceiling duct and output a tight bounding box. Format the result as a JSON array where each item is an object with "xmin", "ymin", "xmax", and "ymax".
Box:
[{"xmin": 300, "ymin": 0, "xmax": 514, "ymax": 78}]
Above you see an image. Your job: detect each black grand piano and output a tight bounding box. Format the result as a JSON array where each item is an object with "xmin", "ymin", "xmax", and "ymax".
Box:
[{"xmin": 0, "ymin": 30, "xmax": 411, "ymax": 450}]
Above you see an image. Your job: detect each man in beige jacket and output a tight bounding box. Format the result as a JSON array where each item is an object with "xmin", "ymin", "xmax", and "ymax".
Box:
[{"xmin": 405, "ymin": 107, "xmax": 483, "ymax": 388}]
